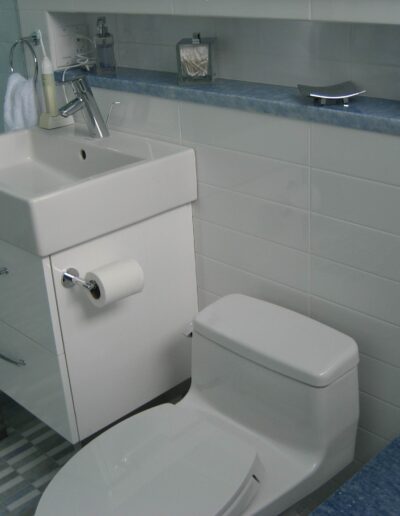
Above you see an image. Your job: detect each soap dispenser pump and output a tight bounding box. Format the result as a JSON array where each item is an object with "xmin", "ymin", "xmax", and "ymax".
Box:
[{"xmin": 95, "ymin": 17, "xmax": 116, "ymax": 76}]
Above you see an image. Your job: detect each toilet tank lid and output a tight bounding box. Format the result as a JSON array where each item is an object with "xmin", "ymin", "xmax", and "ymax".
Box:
[{"xmin": 193, "ymin": 294, "xmax": 359, "ymax": 387}]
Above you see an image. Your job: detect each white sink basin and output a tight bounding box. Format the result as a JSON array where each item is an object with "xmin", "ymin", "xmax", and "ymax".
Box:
[{"xmin": 0, "ymin": 126, "xmax": 197, "ymax": 256}]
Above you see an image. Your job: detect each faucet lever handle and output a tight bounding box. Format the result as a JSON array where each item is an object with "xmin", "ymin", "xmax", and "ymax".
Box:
[{"xmin": 106, "ymin": 101, "xmax": 121, "ymax": 127}]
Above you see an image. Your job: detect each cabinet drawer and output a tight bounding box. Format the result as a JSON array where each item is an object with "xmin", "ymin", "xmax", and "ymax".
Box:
[
  {"xmin": 0, "ymin": 240, "xmax": 57, "ymax": 351},
  {"xmin": 0, "ymin": 320, "xmax": 78, "ymax": 442}
]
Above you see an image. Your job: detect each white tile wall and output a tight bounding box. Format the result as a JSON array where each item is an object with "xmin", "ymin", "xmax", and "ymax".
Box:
[
  {"xmin": 172, "ymin": 0, "xmax": 310, "ymax": 20},
  {"xmin": 311, "ymin": 169, "xmax": 400, "ymax": 236},
  {"xmin": 310, "ymin": 214, "xmax": 400, "ymax": 282},
  {"xmin": 310, "ymin": 0, "xmax": 400, "ymax": 25},
  {"xmin": 195, "ymin": 254, "xmax": 309, "ymax": 316},
  {"xmin": 310, "ymin": 297, "xmax": 400, "ymax": 368},
  {"xmin": 194, "ymin": 183, "xmax": 308, "ymax": 251},
  {"xmin": 194, "ymin": 144, "xmax": 309, "ymax": 209},
  {"xmin": 180, "ymin": 103, "xmax": 309, "ymax": 163},
  {"xmin": 355, "ymin": 428, "xmax": 388, "ymax": 463},
  {"xmin": 359, "ymin": 393, "xmax": 400, "ymax": 441},
  {"xmin": 193, "ymin": 219, "xmax": 308, "ymax": 291},
  {"xmin": 311, "ymin": 124, "xmax": 400, "ymax": 186},
  {"xmin": 93, "ymin": 88, "xmax": 181, "ymax": 141},
  {"xmin": 311, "ymin": 256, "xmax": 400, "ymax": 326}
]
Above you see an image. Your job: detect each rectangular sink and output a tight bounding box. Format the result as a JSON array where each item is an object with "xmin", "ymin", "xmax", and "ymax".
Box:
[
  {"xmin": 0, "ymin": 126, "xmax": 197, "ymax": 256},
  {"xmin": 0, "ymin": 130, "xmax": 141, "ymax": 198}
]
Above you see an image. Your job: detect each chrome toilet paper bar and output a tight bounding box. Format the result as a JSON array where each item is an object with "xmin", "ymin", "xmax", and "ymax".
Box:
[{"xmin": 62, "ymin": 268, "xmax": 97, "ymax": 291}]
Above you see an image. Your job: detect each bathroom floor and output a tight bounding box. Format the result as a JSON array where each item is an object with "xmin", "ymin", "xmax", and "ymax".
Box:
[
  {"xmin": 0, "ymin": 393, "xmax": 76, "ymax": 516},
  {"xmin": 0, "ymin": 390, "xmax": 359, "ymax": 516}
]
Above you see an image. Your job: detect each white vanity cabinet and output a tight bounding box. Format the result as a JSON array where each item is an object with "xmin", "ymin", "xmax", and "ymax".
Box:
[
  {"xmin": 0, "ymin": 241, "xmax": 78, "ymax": 442},
  {"xmin": 0, "ymin": 204, "xmax": 197, "ymax": 443}
]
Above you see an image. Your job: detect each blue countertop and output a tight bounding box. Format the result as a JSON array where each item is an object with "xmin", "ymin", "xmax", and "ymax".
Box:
[
  {"xmin": 311, "ymin": 436, "xmax": 400, "ymax": 515},
  {"xmin": 56, "ymin": 67, "xmax": 400, "ymax": 137}
]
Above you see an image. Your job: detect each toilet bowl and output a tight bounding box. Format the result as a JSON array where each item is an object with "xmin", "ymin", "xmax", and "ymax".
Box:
[{"xmin": 35, "ymin": 294, "xmax": 359, "ymax": 516}]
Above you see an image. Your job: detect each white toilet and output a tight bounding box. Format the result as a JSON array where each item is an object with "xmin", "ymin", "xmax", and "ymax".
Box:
[{"xmin": 36, "ymin": 294, "xmax": 359, "ymax": 516}]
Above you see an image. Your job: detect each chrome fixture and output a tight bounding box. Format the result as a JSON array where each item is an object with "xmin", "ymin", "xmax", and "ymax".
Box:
[
  {"xmin": 9, "ymin": 31, "xmax": 40, "ymax": 83},
  {"xmin": 59, "ymin": 76, "xmax": 109, "ymax": 138},
  {"xmin": 62, "ymin": 268, "xmax": 98, "ymax": 291},
  {"xmin": 106, "ymin": 100, "xmax": 121, "ymax": 127},
  {"xmin": 297, "ymin": 81, "xmax": 366, "ymax": 107}
]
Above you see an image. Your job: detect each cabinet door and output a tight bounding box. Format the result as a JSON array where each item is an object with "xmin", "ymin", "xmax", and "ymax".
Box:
[
  {"xmin": 0, "ymin": 240, "xmax": 59, "ymax": 353},
  {"xmin": 0, "ymin": 320, "xmax": 78, "ymax": 442},
  {"xmin": 51, "ymin": 205, "xmax": 198, "ymax": 440}
]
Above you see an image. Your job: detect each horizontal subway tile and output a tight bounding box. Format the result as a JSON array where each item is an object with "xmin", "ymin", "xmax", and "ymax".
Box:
[
  {"xmin": 0, "ymin": 0, "xmax": 16, "ymax": 8},
  {"xmin": 0, "ymin": 10, "xmax": 20, "ymax": 43},
  {"xmin": 359, "ymin": 392, "xmax": 400, "ymax": 442},
  {"xmin": 117, "ymin": 14, "xmax": 216, "ymax": 45},
  {"xmin": 197, "ymin": 288, "xmax": 219, "ymax": 311},
  {"xmin": 173, "ymin": 0, "xmax": 311, "ymax": 19},
  {"xmin": 311, "ymin": 124, "xmax": 400, "ymax": 186},
  {"xmin": 350, "ymin": 24, "xmax": 400, "ymax": 67},
  {"xmin": 310, "ymin": 297, "xmax": 400, "ymax": 368},
  {"xmin": 194, "ymin": 183, "xmax": 308, "ymax": 251},
  {"xmin": 194, "ymin": 219, "xmax": 308, "ymax": 291},
  {"xmin": 359, "ymin": 354, "xmax": 400, "ymax": 407},
  {"xmin": 310, "ymin": 256, "xmax": 400, "ymax": 326},
  {"xmin": 17, "ymin": 0, "xmax": 79, "ymax": 10},
  {"xmin": 195, "ymin": 254, "xmax": 309, "ymax": 315},
  {"xmin": 194, "ymin": 144, "xmax": 308, "ymax": 209},
  {"xmin": 216, "ymin": 18, "xmax": 266, "ymax": 55},
  {"xmin": 343, "ymin": 62, "xmax": 400, "ymax": 102},
  {"xmin": 311, "ymin": 169, "xmax": 400, "ymax": 236},
  {"xmin": 118, "ymin": 42, "xmax": 176, "ymax": 72},
  {"xmin": 311, "ymin": 0, "xmax": 400, "ymax": 24},
  {"xmin": 181, "ymin": 103, "xmax": 309, "ymax": 164},
  {"xmin": 92, "ymin": 88, "xmax": 181, "ymax": 141},
  {"xmin": 65, "ymin": 0, "xmax": 174, "ymax": 14},
  {"xmin": 310, "ymin": 214, "xmax": 400, "ymax": 282},
  {"xmin": 355, "ymin": 428, "xmax": 387, "ymax": 464}
]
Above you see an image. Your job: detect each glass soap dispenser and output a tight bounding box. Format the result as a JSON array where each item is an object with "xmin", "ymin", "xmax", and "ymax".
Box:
[
  {"xmin": 95, "ymin": 16, "xmax": 116, "ymax": 76},
  {"xmin": 176, "ymin": 32, "xmax": 216, "ymax": 84}
]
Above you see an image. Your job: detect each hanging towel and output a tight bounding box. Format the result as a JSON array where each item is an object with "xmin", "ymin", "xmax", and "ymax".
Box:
[{"xmin": 3, "ymin": 73, "xmax": 38, "ymax": 132}]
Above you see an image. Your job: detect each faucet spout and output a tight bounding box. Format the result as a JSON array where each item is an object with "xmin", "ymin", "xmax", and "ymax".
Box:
[{"xmin": 59, "ymin": 76, "xmax": 109, "ymax": 139}]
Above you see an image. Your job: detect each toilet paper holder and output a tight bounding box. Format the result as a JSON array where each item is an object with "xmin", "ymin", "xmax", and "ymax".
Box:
[{"xmin": 62, "ymin": 268, "xmax": 98, "ymax": 293}]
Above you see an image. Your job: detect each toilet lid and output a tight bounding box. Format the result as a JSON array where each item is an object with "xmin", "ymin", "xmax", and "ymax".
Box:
[{"xmin": 36, "ymin": 404, "xmax": 261, "ymax": 516}]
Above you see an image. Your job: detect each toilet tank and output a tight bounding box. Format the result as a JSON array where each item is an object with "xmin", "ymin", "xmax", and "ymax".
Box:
[{"xmin": 190, "ymin": 295, "xmax": 359, "ymax": 471}]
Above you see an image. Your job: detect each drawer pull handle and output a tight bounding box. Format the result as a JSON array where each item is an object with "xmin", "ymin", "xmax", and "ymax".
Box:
[
  {"xmin": 0, "ymin": 352, "xmax": 26, "ymax": 367},
  {"xmin": 0, "ymin": 267, "xmax": 9, "ymax": 276}
]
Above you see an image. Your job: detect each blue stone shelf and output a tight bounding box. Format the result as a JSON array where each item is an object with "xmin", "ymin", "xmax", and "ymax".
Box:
[
  {"xmin": 311, "ymin": 436, "xmax": 400, "ymax": 515},
  {"xmin": 56, "ymin": 68, "xmax": 400, "ymax": 137}
]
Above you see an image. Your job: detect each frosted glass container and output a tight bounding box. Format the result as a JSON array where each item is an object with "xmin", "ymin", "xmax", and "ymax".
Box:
[{"xmin": 177, "ymin": 33, "xmax": 216, "ymax": 84}]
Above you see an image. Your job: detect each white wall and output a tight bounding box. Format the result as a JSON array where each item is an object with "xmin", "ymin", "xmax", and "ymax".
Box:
[{"xmin": 89, "ymin": 86, "xmax": 400, "ymax": 469}]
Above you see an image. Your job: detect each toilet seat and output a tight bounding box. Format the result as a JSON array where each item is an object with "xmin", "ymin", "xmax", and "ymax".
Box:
[{"xmin": 36, "ymin": 404, "xmax": 261, "ymax": 516}]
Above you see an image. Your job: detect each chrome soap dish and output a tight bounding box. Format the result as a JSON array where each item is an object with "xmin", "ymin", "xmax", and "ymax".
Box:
[{"xmin": 297, "ymin": 81, "xmax": 366, "ymax": 106}]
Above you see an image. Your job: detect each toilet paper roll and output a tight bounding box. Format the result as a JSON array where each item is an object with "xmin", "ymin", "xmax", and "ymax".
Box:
[{"xmin": 84, "ymin": 259, "xmax": 144, "ymax": 308}]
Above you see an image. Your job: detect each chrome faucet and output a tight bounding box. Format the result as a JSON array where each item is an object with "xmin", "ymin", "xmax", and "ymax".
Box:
[{"xmin": 59, "ymin": 76, "xmax": 109, "ymax": 138}]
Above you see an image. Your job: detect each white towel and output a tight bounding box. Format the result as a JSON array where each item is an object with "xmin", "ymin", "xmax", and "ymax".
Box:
[{"xmin": 3, "ymin": 73, "xmax": 38, "ymax": 132}]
